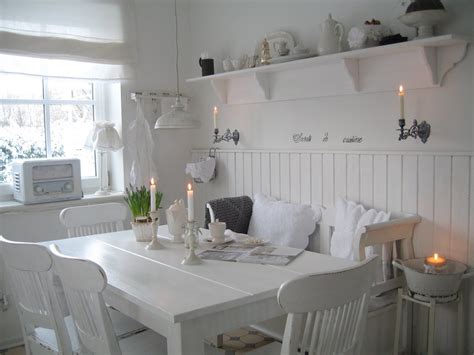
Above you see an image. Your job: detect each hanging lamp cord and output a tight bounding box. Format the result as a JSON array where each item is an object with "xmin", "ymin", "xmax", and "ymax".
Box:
[{"xmin": 174, "ymin": 0, "xmax": 180, "ymax": 98}]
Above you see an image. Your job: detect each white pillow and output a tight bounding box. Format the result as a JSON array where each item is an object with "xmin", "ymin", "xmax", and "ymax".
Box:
[
  {"xmin": 330, "ymin": 198, "xmax": 391, "ymax": 260},
  {"xmin": 248, "ymin": 193, "xmax": 321, "ymax": 249}
]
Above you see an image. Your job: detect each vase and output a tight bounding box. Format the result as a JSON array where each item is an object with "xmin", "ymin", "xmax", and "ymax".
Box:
[{"xmin": 131, "ymin": 220, "xmax": 152, "ymax": 242}]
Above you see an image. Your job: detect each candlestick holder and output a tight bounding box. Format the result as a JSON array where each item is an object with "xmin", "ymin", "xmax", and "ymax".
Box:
[
  {"xmin": 213, "ymin": 128, "xmax": 240, "ymax": 145},
  {"xmin": 182, "ymin": 221, "xmax": 202, "ymax": 265},
  {"xmin": 397, "ymin": 118, "xmax": 431, "ymax": 144},
  {"xmin": 145, "ymin": 210, "xmax": 164, "ymax": 250}
]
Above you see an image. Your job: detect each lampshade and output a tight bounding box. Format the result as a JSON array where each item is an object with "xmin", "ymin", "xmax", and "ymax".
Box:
[
  {"xmin": 155, "ymin": 97, "xmax": 201, "ymax": 129},
  {"xmin": 84, "ymin": 121, "xmax": 123, "ymax": 152}
]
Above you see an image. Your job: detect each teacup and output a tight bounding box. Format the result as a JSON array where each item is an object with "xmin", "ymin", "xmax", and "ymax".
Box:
[
  {"xmin": 209, "ymin": 221, "xmax": 226, "ymax": 243},
  {"xmin": 273, "ymin": 41, "xmax": 290, "ymax": 56}
]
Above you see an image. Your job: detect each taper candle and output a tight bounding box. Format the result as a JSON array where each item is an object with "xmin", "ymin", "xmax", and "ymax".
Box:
[
  {"xmin": 399, "ymin": 85, "xmax": 405, "ymax": 119},
  {"xmin": 187, "ymin": 183, "xmax": 194, "ymax": 221},
  {"xmin": 150, "ymin": 178, "xmax": 156, "ymax": 212},
  {"xmin": 213, "ymin": 106, "xmax": 218, "ymax": 129}
]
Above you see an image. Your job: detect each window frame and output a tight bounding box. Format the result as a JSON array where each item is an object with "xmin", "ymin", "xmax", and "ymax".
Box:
[{"xmin": 0, "ymin": 76, "xmax": 106, "ymax": 197}]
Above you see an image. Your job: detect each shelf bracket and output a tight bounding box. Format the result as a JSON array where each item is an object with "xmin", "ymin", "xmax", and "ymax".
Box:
[
  {"xmin": 210, "ymin": 79, "xmax": 228, "ymax": 104},
  {"xmin": 343, "ymin": 58, "xmax": 360, "ymax": 92},
  {"xmin": 254, "ymin": 72, "xmax": 270, "ymax": 100},
  {"xmin": 420, "ymin": 47, "xmax": 437, "ymax": 85},
  {"xmin": 438, "ymin": 42, "xmax": 469, "ymax": 86}
]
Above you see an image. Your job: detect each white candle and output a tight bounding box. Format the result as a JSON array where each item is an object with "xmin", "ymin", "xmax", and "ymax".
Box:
[
  {"xmin": 150, "ymin": 178, "xmax": 156, "ymax": 212},
  {"xmin": 213, "ymin": 106, "xmax": 218, "ymax": 130},
  {"xmin": 399, "ymin": 85, "xmax": 405, "ymax": 119},
  {"xmin": 187, "ymin": 183, "xmax": 194, "ymax": 221}
]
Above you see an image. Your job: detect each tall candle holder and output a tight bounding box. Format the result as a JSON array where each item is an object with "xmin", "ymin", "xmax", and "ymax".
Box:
[
  {"xmin": 182, "ymin": 221, "xmax": 202, "ymax": 265},
  {"xmin": 145, "ymin": 210, "xmax": 164, "ymax": 250}
]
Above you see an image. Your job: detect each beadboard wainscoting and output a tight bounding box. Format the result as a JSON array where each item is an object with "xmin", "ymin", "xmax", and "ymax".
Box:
[{"xmin": 191, "ymin": 149, "xmax": 474, "ymax": 354}]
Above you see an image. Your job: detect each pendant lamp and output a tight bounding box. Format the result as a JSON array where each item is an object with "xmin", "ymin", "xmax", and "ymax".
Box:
[{"xmin": 155, "ymin": 0, "xmax": 200, "ymax": 129}]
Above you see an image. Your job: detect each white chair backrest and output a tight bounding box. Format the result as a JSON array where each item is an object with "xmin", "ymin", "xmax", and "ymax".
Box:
[
  {"xmin": 0, "ymin": 236, "xmax": 73, "ymax": 354},
  {"xmin": 49, "ymin": 244, "xmax": 121, "ymax": 355},
  {"xmin": 278, "ymin": 256, "xmax": 377, "ymax": 355},
  {"xmin": 60, "ymin": 202, "xmax": 127, "ymax": 237}
]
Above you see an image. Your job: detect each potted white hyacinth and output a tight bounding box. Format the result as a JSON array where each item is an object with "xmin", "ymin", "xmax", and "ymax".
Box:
[{"xmin": 124, "ymin": 185, "xmax": 163, "ymax": 242}]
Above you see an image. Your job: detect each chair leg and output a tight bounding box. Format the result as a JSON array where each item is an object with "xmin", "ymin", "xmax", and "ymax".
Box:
[
  {"xmin": 393, "ymin": 288, "xmax": 403, "ymax": 355},
  {"xmin": 427, "ymin": 300, "xmax": 435, "ymax": 355}
]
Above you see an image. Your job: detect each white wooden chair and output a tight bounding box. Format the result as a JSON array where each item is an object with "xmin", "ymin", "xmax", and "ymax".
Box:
[
  {"xmin": 59, "ymin": 202, "xmax": 127, "ymax": 238},
  {"xmin": 278, "ymin": 256, "xmax": 377, "ymax": 355},
  {"xmin": 49, "ymin": 244, "xmax": 167, "ymax": 355},
  {"xmin": 59, "ymin": 202, "xmax": 147, "ymax": 339},
  {"xmin": 253, "ymin": 212, "xmax": 421, "ymax": 354},
  {"xmin": 0, "ymin": 236, "xmax": 76, "ymax": 355}
]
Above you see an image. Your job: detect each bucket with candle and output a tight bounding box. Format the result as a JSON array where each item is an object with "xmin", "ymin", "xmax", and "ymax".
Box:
[{"xmin": 393, "ymin": 257, "xmax": 474, "ymax": 302}]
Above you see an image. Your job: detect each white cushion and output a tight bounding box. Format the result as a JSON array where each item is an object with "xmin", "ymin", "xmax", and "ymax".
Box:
[
  {"xmin": 330, "ymin": 198, "xmax": 391, "ymax": 260},
  {"xmin": 248, "ymin": 193, "xmax": 321, "ymax": 249}
]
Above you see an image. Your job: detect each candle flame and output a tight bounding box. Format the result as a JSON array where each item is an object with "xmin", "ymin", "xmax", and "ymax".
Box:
[
  {"xmin": 187, "ymin": 183, "xmax": 192, "ymax": 191},
  {"xmin": 213, "ymin": 106, "xmax": 218, "ymax": 113},
  {"xmin": 150, "ymin": 177, "xmax": 155, "ymax": 185},
  {"xmin": 399, "ymin": 85, "xmax": 404, "ymax": 95},
  {"xmin": 434, "ymin": 253, "xmax": 438, "ymax": 260}
]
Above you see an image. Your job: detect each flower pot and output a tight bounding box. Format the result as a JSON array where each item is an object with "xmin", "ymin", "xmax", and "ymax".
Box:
[{"xmin": 131, "ymin": 219, "xmax": 152, "ymax": 242}]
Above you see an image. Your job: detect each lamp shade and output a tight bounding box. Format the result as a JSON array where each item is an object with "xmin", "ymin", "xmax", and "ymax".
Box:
[
  {"xmin": 85, "ymin": 121, "xmax": 123, "ymax": 152},
  {"xmin": 154, "ymin": 97, "xmax": 201, "ymax": 129}
]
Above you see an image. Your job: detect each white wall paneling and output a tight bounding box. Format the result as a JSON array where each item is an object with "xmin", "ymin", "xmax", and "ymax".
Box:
[{"xmin": 191, "ymin": 148, "xmax": 474, "ymax": 354}]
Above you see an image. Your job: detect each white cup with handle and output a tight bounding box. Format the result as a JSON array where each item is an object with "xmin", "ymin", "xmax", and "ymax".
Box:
[{"xmin": 209, "ymin": 220, "xmax": 226, "ymax": 243}]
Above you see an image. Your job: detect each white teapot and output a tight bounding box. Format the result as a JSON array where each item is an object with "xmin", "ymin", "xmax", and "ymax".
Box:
[
  {"xmin": 317, "ymin": 13, "xmax": 345, "ymax": 56},
  {"xmin": 166, "ymin": 199, "xmax": 187, "ymax": 243}
]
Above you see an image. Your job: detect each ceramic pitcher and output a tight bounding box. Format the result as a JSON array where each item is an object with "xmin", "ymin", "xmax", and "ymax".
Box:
[
  {"xmin": 317, "ymin": 13, "xmax": 345, "ymax": 55},
  {"xmin": 166, "ymin": 199, "xmax": 187, "ymax": 243}
]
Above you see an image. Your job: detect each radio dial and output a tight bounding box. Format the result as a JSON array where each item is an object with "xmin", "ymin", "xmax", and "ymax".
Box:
[
  {"xmin": 34, "ymin": 185, "xmax": 44, "ymax": 194},
  {"xmin": 63, "ymin": 182, "xmax": 73, "ymax": 192}
]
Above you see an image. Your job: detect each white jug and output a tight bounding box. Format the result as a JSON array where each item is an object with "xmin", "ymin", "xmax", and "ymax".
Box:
[
  {"xmin": 317, "ymin": 13, "xmax": 344, "ymax": 56},
  {"xmin": 166, "ymin": 199, "xmax": 187, "ymax": 243}
]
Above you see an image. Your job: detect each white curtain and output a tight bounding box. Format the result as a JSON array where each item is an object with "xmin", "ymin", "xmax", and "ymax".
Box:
[{"xmin": 0, "ymin": 0, "xmax": 137, "ymax": 80}]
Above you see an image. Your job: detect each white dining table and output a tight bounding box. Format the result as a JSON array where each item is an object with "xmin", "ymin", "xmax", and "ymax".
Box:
[{"xmin": 41, "ymin": 226, "xmax": 357, "ymax": 355}]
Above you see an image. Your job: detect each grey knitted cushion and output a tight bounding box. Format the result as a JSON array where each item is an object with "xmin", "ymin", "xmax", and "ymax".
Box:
[{"xmin": 204, "ymin": 196, "xmax": 253, "ymax": 234}]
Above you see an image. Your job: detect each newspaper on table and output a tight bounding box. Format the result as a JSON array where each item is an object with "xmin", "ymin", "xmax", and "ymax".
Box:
[{"xmin": 198, "ymin": 243, "xmax": 303, "ymax": 265}]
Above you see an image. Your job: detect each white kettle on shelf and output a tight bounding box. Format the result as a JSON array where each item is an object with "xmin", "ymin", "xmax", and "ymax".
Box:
[{"xmin": 317, "ymin": 13, "xmax": 345, "ymax": 56}]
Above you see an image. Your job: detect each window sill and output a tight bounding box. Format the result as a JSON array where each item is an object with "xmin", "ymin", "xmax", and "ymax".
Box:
[{"xmin": 0, "ymin": 191, "xmax": 125, "ymax": 215}]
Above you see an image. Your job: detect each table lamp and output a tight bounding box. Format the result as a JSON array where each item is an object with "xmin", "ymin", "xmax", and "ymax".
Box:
[{"xmin": 84, "ymin": 121, "xmax": 123, "ymax": 195}]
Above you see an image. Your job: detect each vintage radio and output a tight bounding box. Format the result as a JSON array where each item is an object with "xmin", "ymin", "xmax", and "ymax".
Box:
[{"xmin": 12, "ymin": 158, "xmax": 83, "ymax": 204}]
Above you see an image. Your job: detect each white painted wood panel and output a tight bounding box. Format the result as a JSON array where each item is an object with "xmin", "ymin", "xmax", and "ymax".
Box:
[
  {"xmin": 300, "ymin": 154, "xmax": 311, "ymax": 205},
  {"xmin": 359, "ymin": 155, "xmax": 373, "ymax": 207},
  {"xmin": 311, "ymin": 154, "xmax": 323, "ymax": 207},
  {"xmin": 334, "ymin": 153, "xmax": 347, "ymax": 201},
  {"xmin": 290, "ymin": 153, "xmax": 301, "ymax": 204},
  {"xmin": 261, "ymin": 153, "xmax": 271, "ymax": 197},
  {"xmin": 252, "ymin": 153, "xmax": 261, "ymax": 196},
  {"xmin": 235, "ymin": 152, "xmax": 244, "ymax": 196},
  {"xmin": 373, "ymin": 155, "xmax": 388, "ymax": 211},
  {"xmin": 347, "ymin": 154, "xmax": 360, "ymax": 202},
  {"xmin": 280, "ymin": 153, "xmax": 290, "ymax": 202}
]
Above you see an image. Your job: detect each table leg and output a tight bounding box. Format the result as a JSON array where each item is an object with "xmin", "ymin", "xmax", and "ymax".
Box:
[{"xmin": 168, "ymin": 322, "xmax": 205, "ymax": 355}]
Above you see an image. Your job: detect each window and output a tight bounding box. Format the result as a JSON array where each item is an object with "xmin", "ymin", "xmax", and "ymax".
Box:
[{"xmin": 0, "ymin": 73, "xmax": 102, "ymax": 184}]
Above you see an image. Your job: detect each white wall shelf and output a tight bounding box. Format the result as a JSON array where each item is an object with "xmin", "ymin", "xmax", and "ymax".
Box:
[{"xmin": 186, "ymin": 34, "xmax": 469, "ymax": 105}]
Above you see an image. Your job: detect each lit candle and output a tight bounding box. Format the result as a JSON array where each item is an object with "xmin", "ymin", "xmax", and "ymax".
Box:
[
  {"xmin": 213, "ymin": 106, "xmax": 218, "ymax": 130},
  {"xmin": 424, "ymin": 253, "xmax": 447, "ymax": 267},
  {"xmin": 150, "ymin": 178, "xmax": 156, "ymax": 212},
  {"xmin": 398, "ymin": 85, "xmax": 405, "ymax": 119},
  {"xmin": 187, "ymin": 183, "xmax": 194, "ymax": 221}
]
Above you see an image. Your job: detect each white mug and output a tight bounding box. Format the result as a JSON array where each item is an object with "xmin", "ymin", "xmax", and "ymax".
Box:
[{"xmin": 209, "ymin": 221, "xmax": 226, "ymax": 242}]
